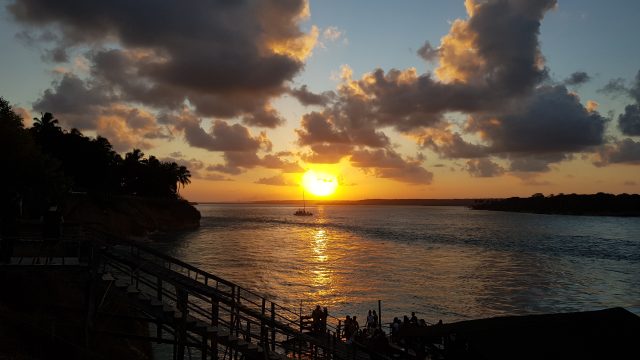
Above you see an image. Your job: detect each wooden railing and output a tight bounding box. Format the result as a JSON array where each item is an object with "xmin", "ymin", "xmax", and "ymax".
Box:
[{"xmin": 91, "ymin": 231, "xmax": 378, "ymax": 360}]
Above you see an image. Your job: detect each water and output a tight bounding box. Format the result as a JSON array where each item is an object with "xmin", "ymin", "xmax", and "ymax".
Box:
[{"xmin": 153, "ymin": 204, "xmax": 640, "ymax": 324}]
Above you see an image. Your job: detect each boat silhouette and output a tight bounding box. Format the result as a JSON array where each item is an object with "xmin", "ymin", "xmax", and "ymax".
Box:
[{"xmin": 294, "ymin": 190, "xmax": 313, "ymax": 216}]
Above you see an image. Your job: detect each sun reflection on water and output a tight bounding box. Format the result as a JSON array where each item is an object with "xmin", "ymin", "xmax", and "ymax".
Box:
[
  {"xmin": 310, "ymin": 228, "xmax": 334, "ymax": 297},
  {"xmin": 313, "ymin": 229, "xmax": 328, "ymax": 262}
]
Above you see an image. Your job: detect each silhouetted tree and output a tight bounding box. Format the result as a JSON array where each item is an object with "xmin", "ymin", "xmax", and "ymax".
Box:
[{"xmin": 1, "ymin": 98, "xmax": 67, "ymax": 218}]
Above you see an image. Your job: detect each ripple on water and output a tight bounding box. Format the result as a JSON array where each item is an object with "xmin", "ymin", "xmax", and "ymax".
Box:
[{"xmin": 157, "ymin": 204, "xmax": 640, "ymax": 323}]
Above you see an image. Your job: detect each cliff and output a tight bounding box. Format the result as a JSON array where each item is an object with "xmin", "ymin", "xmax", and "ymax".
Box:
[{"xmin": 62, "ymin": 194, "xmax": 200, "ymax": 239}]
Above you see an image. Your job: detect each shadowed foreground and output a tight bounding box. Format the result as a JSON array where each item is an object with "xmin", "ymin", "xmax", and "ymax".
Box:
[{"xmin": 399, "ymin": 307, "xmax": 640, "ymax": 359}]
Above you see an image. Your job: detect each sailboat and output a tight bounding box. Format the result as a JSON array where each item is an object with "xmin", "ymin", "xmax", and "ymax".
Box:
[{"xmin": 294, "ymin": 190, "xmax": 313, "ymax": 216}]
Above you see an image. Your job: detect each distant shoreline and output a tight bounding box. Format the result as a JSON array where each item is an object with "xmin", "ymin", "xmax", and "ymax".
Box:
[
  {"xmin": 195, "ymin": 198, "xmax": 477, "ymax": 206},
  {"xmin": 470, "ymin": 193, "xmax": 640, "ymax": 217}
]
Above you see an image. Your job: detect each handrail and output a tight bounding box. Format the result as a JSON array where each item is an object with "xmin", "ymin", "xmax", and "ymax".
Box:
[{"xmin": 92, "ymin": 228, "xmax": 388, "ymax": 360}]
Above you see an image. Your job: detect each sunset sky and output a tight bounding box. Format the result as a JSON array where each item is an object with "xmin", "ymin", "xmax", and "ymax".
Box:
[{"xmin": 1, "ymin": 0, "xmax": 639, "ymax": 201}]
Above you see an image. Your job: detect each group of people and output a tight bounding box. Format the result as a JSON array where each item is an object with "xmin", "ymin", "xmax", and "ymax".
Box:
[
  {"xmin": 390, "ymin": 312, "xmax": 443, "ymax": 344},
  {"xmin": 341, "ymin": 309, "xmax": 381, "ymax": 343},
  {"xmin": 310, "ymin": 305, "xmax": 329, "ymax": 333},
  {"xmin": 309, "ymin": 306, "xmax": 443, "ymax": 349}
]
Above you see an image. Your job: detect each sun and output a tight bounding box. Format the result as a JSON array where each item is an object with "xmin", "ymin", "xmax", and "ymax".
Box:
[{"xmin": 302, "ymin": 170, "xmax": 338, "ymax": 197}]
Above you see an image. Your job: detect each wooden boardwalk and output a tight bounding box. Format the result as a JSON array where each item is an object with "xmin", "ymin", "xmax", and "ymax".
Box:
[
  {"xmin": 1, "ymin": 226, "xmax": 386, "ymax": 360},
  {"xmin": 93, "ymin": 235, "xmax": 379, "ymax": 360}
]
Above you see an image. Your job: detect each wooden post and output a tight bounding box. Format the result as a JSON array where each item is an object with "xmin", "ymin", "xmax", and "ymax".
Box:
[
  {"xmin": 236, "ymin": 289, "xmax": 241, "ymax": 337},
  {"xmin": 212, "ymin": 296, "xmax": 219, "ymax": 360},
  {"xmin": 378, "ymin": 300, "xmax": 382, "ymax": 330},
  {"xmin": 156, "ymin": 276, "xmax": 163, "ymax": 341},
  {"xmin": 260, "ymin": 298, "xmax": 267, "ymax": 348},
  {"xmin": 230, "ymin": 286, "xmax": 236, "ymax": 335},
  {"xmin": 201, "ymin": 334, "xmax": 208, "ymax": 360},
  {"xmin": 270, "ymin": 302, "xmax": 276, "ymax": 351},
  {"xmin": 176, "ymin": 287, "xmax": 188, "ymax": 360}
]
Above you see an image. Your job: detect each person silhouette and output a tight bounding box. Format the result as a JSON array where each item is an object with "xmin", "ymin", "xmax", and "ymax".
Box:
[
  {"xmin": 372, "ymin": 310, "xmax": 378, "ymax": 329},
  {"xmin": 321, "ymin": 307, "xmax": 328, "ymax": 332},
  {"xmin": 311, "ymin": 305, "xmax": 322, "ymax": 332},
  {"xmin": 410, "ymin": 312, "xmax": 418, "ymax": 325}
]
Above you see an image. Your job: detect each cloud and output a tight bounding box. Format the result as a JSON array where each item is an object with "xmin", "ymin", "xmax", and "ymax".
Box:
[
  {"xmin": 466, "ymin": 85, "xmax": 607, "ymax": 155},
  {"xmin": 289, "ymin": 85, "xmax": 335, "ymax": 106},
  {"xmin": 294, "ymin": 0, "xmax": 609, "ymax": 182},
  {"xmin": 261, "ymin": 154, "xmax": 304, "ymax": 173},
  {"xmin": 11, "ymin": 0, "xmax": 317, "ymax": 124},
  {"xmin": 32, "ymin": 73, "xmax": 113, "ymax": 129},
  {"xmin": 242, "ymin": 105, "xmax": 285, "ymax": 128},
  {"xmin": 600, "ymin": 70, "xmax": 640, "ymax": 136},
  {"xmin": 255, "ymin": 174, "xmax": 297, "ymax": 186},
  {"xmin": 563, "ymin": 71, "xmax": 591, "ymax": 86},
  {"xmin": 598, "ymin": 78, "xmax": 627, "ymax": 97},
  {"xmin": 95, "ymin": 105, "xmax": 171, "ymax": 151},
  {"xmin": 593, "ymin": 138, "xmax": 640, "ymax": 166},
  {"xmin": 322, "ymin": 26, "xmax": 345, "ymax": 42},
  {"xmin": 466, "ymin": 158, "xmax": 505, "ymax": 177},
  {"xmin": 162, "ymin": 111, "xmax": 270, "ymax": 152},
  {"xmin": 609, "ymin": 71, "xmax": 640, "ymax": 136},
  {"xmin": 416, "ymin": 127, "xmax": 488, "ymax": 159},
  {"xmin": 208, "ymin": 150, "xmax": 303, "ymax": 175},
  {"xmin": 417, "ymin": 41, "xmax": 439, "ymax": 62},
  {"xmin": 300, "ymin": 143, "xmax": 354, "ymax": 164},
  {"xmin": 201, "ymin": 173, "xmax": 234, "ymax": 181},
  {"xmin": 618, "ymin": 104, "xmax": 640, "ymax": 136},
  {"xmin": 350, "ymin": 149, "xmax": 433, "ymax": 184}
]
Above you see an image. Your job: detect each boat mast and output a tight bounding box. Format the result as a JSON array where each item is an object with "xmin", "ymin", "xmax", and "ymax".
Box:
[{"xmin": 303, "ymin": 189, "xmax": 306, "ymax": 211}]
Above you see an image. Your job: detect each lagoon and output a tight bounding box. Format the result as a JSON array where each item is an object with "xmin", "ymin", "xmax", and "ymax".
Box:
[{"xmin": 155, "ymin": 204, "xmax": 640, "ymax": 324}]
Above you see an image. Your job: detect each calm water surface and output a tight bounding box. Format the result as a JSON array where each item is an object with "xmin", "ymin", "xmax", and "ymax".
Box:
[{"xmin": 154, "ymin": 204, "xmax": 640, "ymax": 324}]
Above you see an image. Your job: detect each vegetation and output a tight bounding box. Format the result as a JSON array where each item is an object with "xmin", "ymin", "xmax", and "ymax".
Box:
[
  {"xmin": 1, "ymin": 97, "xmax": 191, "ymax": 219},
  {"xmin": 471, "ymin": 193, "xmax": 640, "ymax": 217}
]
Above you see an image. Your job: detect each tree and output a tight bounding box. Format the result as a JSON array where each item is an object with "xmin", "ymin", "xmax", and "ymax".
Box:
[{"xmin": 0, "ymin": 98, "xmax": 66, "ymax": 217}]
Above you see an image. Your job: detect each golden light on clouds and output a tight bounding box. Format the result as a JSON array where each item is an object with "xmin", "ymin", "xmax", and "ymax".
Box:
[
  {"xmin": 302, "ymin": 170, "xmax": 338, "ymax": 196},
  {"xmin": 267, "ymin": 25, "xmax": 319, "ymax": 61}
]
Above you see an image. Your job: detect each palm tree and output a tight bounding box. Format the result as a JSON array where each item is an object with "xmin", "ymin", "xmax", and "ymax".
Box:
[
  {"xmin": 32, "ymin": 112, "xmax": 61, "ymax": 133},
  {"xmin": 175, "ymin": 165, "xmax": 191, "ymax": 190}
]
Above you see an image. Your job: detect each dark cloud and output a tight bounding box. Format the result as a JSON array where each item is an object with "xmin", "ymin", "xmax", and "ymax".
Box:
[
  {"xmin": 296, "ymin": 111, "xmax": 351, "ymax": 145},
  {"xmin": 598, "ymin": 78, "xmax": 627, "ymax": 97},
  {"xmin": 300, "ymin": 143, "xmax": 353, "ymax": 164},
  {"xmin": 506, "ymin": 154, "xmax": 567, "ymax": 172},
  {"xmin": 607, "ymin": 71, "xmax": 640, "ymax": 136},
  {"xmin": 467, "ymin": 86, "xmax": 607, "ymax": 155},
  {"xmin": 11, "ymin": 0, "xmax": 316, "ymax": 123},
  {"xmin": 289, "ymin": 85, "xmax": 335, "ymax": 106},
  {"xmin": 417, "ymin": 41, "xmax": 438, "ymax": 62},
  {"xmin": 618, "ymin": 104, "xmax": 640, "ymax": 136},
  {"xmin": 350, "ymin": 149, "xmax": 433, "ymax": 184},
  {"xmin": 161, "ymin": 111, "xmax": 270, "ymax": 153},
  {"xmin": 33, "ymin": 73, "xmax": 112, "ymax": 129},
  {"xmin": 295, "ymin": 0, "xmax": 608, "ymax": 181},
  {"xmin": 417, "ymin": 129, "xmax": 488, "ymax": 159},
  {"xmin": 466, "ymin": 158, "xmax": 505, "ymax": 177},
  {"xmin": 261, "ymin": 154, "xmax": 304, "ymax": 173},
  {"xmin": 563, "ymin": 71, "xmax": 591, "ymax": 86},
  {"xmin": 242, "ymin": 106, "xmax": 285, "ymax": 128},
  {"xmin": 208, "ymin": 151, "xmax": 303, "ymax": 175},
  {"xmin": 593, "ymin": 138, "xmax": 640, "ymax": 166}
]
